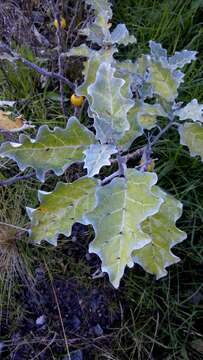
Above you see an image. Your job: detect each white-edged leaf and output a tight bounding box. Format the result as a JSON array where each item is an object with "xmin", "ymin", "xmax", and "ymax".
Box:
[
  {"xmin": 77, "ymin": 49, "xmax": 114, "ymax": 99},
  {"xmin": 84, "ymin": 169, "xmax": 163, "ymax": 288},
  {"xmin": 175, "ymin": 99, "xmax": 203, "ymax": 122},
  {"xmin": 149, "ymin": 40, "xmax": 167, "ymax": 61},
  {"xmin": 111, "ymin": 24, "xmax": 137, "ymax": 46},
  {"xmin": 114, "ymin": 60, "xmax": 138, "ymax": 98},
  {"xmin": 79, "ymin": 15, "xmax": 111, "ymax": 45},
  {"xmin": 88, "ymin": 62, "xmax": 134, "ymax": 134},
  {"xmin": 91, "ymin": 112, "xmax": 123, "ymax": 144},
  {"xmin": 0, "ymin": 52, "xmax": 17, "ymax": 63},
  {"xmin": 82, "ymin": 0, "xmax": 112, "ymax": 45},
  {"xmin": 178, "ymin": 121, "xmax": 203, "ymax": 161},
  {"xmin": 0, "ymin": 117, "xmax": 96, "ymax": 182},
  {"xmin": 148, "ymin": 58, "xmax": 184, "ymax": 101},
  {"xmin": 84, "ymin": 0, "xmax": 112, "ymax": 18},
  {"xmin": 149, "ymin": 41, "xmax": 197, "ymax": 69},
  {"xmin": 117, "ymin": 103, "xmax": 143, "ymax": 150},
  {"xmin": 27, "ymin": 177, "xmax": 97, "ymax": 246},
  {"xmin": 137, "ymin": 42, "xmax": 197, "ymax": 102},
  {"xmin": 0, "ymin": 100, "xmax": 16, "ymax": 107},
  {"xmin": 115, "ymin": 60, "xmax": 138, "ymax": 74},
  {"xmin": 169, "ymin": 49, "xmax": 197, "ymax": 69},
  {"xmin": 64, "ymin": 44, "xmax": 93, "ymax": 58},
  {"xmin": 137, "ymin": 102, "xmax": 167, "ymax": 130},
  {"xmin": 137, "ymin": 55, "xmax": 183, "ymax": 102},
  {"xmin": 84, "ymin": 144, "xmax": 117, "ymax": 176},
  {"xmin": 132, "ymin": 187, "xmax": 187, "ymax": 279}
]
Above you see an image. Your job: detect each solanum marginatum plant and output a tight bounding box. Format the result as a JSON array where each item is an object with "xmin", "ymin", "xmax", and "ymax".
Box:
[{"xmin": 1, "ymin": 0, "xmax": 203, "ymax": 288}]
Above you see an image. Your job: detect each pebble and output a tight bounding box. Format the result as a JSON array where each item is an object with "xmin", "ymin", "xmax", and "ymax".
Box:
[
  {"xmin": 69, "ymin": 315, "xmax": 81, "ymax": 331},
  {"xmin": 0, "ymin": 342, "xmax": 4, "ymax": 355},
  {"xmin": 36, "ymin": 314, "xmax": 46, "ymax": 326},
  {"xmin": 92, "ymin": 323, "xmax": 103, "ymax": 337},
  {"xmin": 64, "ymin": 350, "xmax": 83, "ymax": 360}
]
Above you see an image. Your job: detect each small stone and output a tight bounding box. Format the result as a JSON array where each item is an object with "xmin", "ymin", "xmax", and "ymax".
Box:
[
  {"xmin": 92, "ymin": 323, "xmax": 103, "ymax": 337},
  {"xmin": 36, "ymin": 314, "xmax": 46, "ymax": 326},
  {"xmin": 69, "ymin": 315, "xmax": 81, "ymax": 331},
  {"xmin": 64, "ymin": 350, "xmax": 83, "ymax": 360},
  {"xmin": 85, "ymin": 253, "xmax": 91, "ymax": 261},
  {"xmin": 35, "ymin": 266, "xmax": 45, "ymax": 282},
  {"xmin": 12, "ymin": 332, "xmax": 21, "ymax": 345},
  {"xmin": 0, "ymin": 341, "xmax": 4, "ymax": 354}
]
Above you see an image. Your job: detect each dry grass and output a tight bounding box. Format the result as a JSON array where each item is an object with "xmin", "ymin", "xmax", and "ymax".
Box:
[{"xmin": 0, "ymin": 182, "xmax": 34, "ymax": 322}]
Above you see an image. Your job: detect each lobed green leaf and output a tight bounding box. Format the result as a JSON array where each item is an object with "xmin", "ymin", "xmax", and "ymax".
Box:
[
  {"xmin": 85, "ymin": 169, "xmax": 162, "ymax": 288},
  {"xmin": 175, "ymin": 99, "xmax": 203, "ymax": 122},
  {"xmin": 110, "ymin": 24, "xmax": 137, "ymax": 46},
  {"xmin": 168, "ymin": 49, "xmax": 197, "ymax": 69},
  {"xmin": 0, "ymin": 117, "xmax": 96, "ymax": 182},
  {"xmin": 178, "ymin": 122, "xmax": 203, "ymax": 162},
  {"xmin": 137, "ymin": 102, "xmax": 167, "ymax": 130},
  {"xmin": 84, "ymin": 0, "xmax": 112, "ymax": 19},
  {"xmin": 132, "ymin": 187, "xmax": 187, "ymax": 279},
  {"xmin": 84, "ymin": 144, "xmax": 117, "ymax": 177},
  {"xmin": 148, "ymin": 59, "xmax": 182, "ymax": 102},
  {"xmin": 117, "ymin": 103, "xmax": 143, "ymax": 150},
  {"xmin": 76, "ymin": 49, "xmax": 114, "ymax": 99},
  {"xmin": 88, "ymin": 62, "xmax": 134, "ymax": 135},
  {"xmin": 27, "ymin": 177, "xmax": 97, "ymax": 246}
]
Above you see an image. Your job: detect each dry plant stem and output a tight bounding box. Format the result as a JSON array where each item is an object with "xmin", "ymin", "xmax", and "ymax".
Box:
[
  {"xmin": 58, "ymin": 54, "xmax": 67, "ymax": 117},
  {"xmin": 66, "ymin": 0, "xmax": 80, "ymax": 44},
  {"xmin": 50, "ymin": 0, "xmax": 68, "ymax": 117},
  {"xmin": 0, "ymin": 221, "xmax": 29, "ymax": 233},
  {"xmin": 101, "ymin": 153, "xmax": 130, "ymax": 185},
  {"xmin": 2, "ymin": 333, "xmax": 113, "ymax": 349},
  {"xmin": 0, "ymin": 43, "xmax": 75, "ymax": 90},
  {"xmin": 124, "ymin": 147, "xmax": 144, "ymax": 163},
  {"xmin": 68, "ymin": 8, "xmax": 91, "ymax": 49},
  {"xmin": 101, "ymin": 170, "xmax": 120, "ymax": 185},
  {"xmin": 150, "ymin": 115, "xmax": 175, "ymax": 147},
  {"xmin": 101, "ymin": 118, "xmax": 175, "ymax": 185},
  {"xmin": 31, "ymin": 333, "xmax": 57, "ymax": 360},
  {"xmin": 110, "ymin": 147, "xmax": 144, "ymax": 165},
  {"xmin": 117, "ymin": 153, "xmax": 126, "ymax": 176},
  {"xmin": 78, "ymin": 97, "xmax": 87, "ymax": 119},
  {"xmin": 0, "ymin": 171, "xmax": 35, "ymax": 187}
]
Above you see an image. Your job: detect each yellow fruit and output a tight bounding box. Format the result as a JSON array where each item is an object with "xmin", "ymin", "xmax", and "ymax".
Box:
[
  {"xmin": 147, "ymin": 159, "xmax": 156, "ymax": 172},
  {"xmin": 54, "ymin": 17, "xmax": 67, "ymax": 29},
  {"xmin": 70, "ymin": 94, "xmax": 84, "ymax": 107}
]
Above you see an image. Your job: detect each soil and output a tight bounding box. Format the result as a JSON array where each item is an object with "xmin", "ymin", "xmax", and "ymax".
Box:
[
  {"xmin": 0, "ymin": 224, "xmax": 121, "ymax": 359},
  {"xmin": 1, "ymin": 267, "xmax": 120, "ymax": 359}
]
